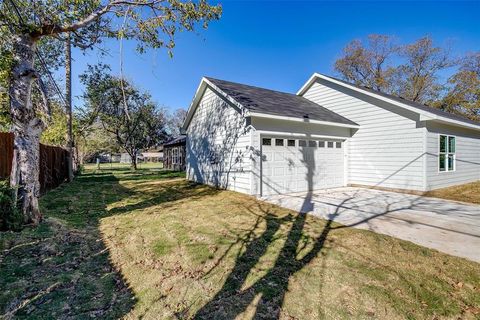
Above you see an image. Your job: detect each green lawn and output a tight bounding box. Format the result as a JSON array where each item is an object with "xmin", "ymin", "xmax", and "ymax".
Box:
[
  {"xmin": 1, "ymin": 167, "xmax": 479, "ymax": 319},
  {"xmin": 83, "ymin": 161, "xmax": 164, "ymax": 171}
]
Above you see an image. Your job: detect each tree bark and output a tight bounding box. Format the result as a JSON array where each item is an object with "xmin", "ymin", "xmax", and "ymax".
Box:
[
  {"xmin": 65, "ymin": 33, "xmax": 74, "ymax": 181},
  {"xmin": 131, "ymin": 151, "xmax": 137, "ymax": 170},
  {"xmin": 9, "ymin": 34, "xmax": 44, "ymax": 225}
]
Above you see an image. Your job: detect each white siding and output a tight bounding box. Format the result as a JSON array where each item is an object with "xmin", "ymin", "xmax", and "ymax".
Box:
[
  {"xmin": 186, "ymin": 87, "xmax": 253, "ymax": 194},
  {"xmin": 425, "ymin": 122, "xmax": 480, "ymax": 190},
  {"xmin": 302, "ymin": 79, "xmax": 426, "ymax": 191}
]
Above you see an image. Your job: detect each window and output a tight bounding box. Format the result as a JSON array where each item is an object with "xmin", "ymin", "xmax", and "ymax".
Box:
[
  {"xmin": 262, "ymin": 138, "xmax": 271, "ymax": 146},
  {"xmin": 299, "ymin": 140, "xmax": 307, "ymax": 147},
  {"xmin": 335, "ymin": 142, "xmax": 342, "ymax": 148},
  {"xmin": 275, "ymin": 139, "xmax": 284, "ymax": 146},
  {"xmin": 327, "ymin": 141, "xmax": 334, "ymax": 148},
  {"xmin": 287, "ymin": 139, "xmax": 296, "ymax": 147},
  {"xmin": 318, "ymin": 141, "xmax": 325, "ymax": 148},
  {"xmin": 308, "ymin": 140, "xmax": 317, "ymax": 147},
  {"xmin": 439, "ymin": 135, "xmax": 455, "ymax": 172},
  {"xmin": 172, "ymin": 148, "xmax": 179, "ymax": 164}
]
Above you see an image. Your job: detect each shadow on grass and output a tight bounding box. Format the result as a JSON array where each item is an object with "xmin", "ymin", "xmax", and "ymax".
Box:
[{"xmin": 0, "ymin": 169, "xmax": 143, "ymax": 318}]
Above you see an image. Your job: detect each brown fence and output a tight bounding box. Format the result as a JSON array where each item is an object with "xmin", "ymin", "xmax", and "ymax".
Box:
[{"xmin": 0, "ymin": 132, "xmax": 69, "ymax": 194}]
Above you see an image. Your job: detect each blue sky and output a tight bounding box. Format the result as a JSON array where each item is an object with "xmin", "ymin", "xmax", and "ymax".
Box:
[{"xmin": 70, "ymin": 1, "xmax": 480, "ymax": 113}]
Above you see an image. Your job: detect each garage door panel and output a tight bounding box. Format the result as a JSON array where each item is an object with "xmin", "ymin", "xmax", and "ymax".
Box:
[{"xmin": 262, "ymin": 137, "xmax": 344, "ymax": 196}]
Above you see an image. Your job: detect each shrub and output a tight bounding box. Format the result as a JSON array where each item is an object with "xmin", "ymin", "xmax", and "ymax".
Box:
[{"xmin": 0, "ymin": 180, "xmax": 23, "ymax": 231}]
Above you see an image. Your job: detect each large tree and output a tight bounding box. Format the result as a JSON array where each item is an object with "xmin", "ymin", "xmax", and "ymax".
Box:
[
  {"xmin": 167, "ymin": 108, "xmax": 187, "ymax": 136},
  {"xmin": 81, "ymin": 64, "xmax": 168, "ymax": 169},
  {"xmin": 441, "ymin": 52, "xmax": 480, "ymax": 121},
  {"xmin": 392, "ymin": 37, "xmax": 453, "ymax": 103},
  {"xmin": 334, "ymin": 35, "xmax": 454, "ymax": 104},
  {"xmin": 0, "ymin": 0, "xmax": 221, "ymax": 225},
  {"xmin": 334, "ymin": 34, "xmax": 397, "ymax": 92}
]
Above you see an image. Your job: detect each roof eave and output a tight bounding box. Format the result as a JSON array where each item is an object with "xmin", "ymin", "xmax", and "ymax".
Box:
[
  {"xmin": 420, "ymin": 114, "xmax": 480, "ymax": 131},
  {"xmin": 249, "ymin": 112, "xmax": 360, "ymax": 129},
  {"xmin": 299, "ymin": 73, "xmax": 480, "ymax": 132}
]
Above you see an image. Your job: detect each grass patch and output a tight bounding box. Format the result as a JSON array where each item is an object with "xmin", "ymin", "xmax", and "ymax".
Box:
[
  {"xmin": 424, "ymin": 180, "xmax": 480, "ymax": 204},
  {"xmin": 1, "ymin": 167, "xmax": 479, "ymax": 319}
]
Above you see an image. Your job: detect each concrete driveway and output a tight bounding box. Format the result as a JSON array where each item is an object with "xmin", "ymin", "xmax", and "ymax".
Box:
[{"xmin": 262, "ymin": 187, "xmax": 480, "ymax": 263}]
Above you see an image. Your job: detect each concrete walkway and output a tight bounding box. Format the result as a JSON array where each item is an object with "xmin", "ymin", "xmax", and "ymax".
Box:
[{"xmin": 262, "ymin": 187, "xmax": 480, "ymax": 263}]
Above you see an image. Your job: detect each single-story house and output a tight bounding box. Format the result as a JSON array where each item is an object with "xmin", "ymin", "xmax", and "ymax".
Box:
[
  {"xmin": 182, "ymin": 74, "xmax": 480, "ymax": 196},
  {"xmin": 163, "ymin": 135, "xmax": 186, "ymax": 171}
]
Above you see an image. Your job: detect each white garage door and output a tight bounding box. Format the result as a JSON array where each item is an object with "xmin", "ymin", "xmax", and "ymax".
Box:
[{"xmin": 261, "ymin": 137, "xmax": 345, "ymax": 196}]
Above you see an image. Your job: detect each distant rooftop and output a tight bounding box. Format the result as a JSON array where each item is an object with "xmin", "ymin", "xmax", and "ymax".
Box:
[{"xmin": 164, "ymin": 135, "xmax": 186, "ymax": 147}]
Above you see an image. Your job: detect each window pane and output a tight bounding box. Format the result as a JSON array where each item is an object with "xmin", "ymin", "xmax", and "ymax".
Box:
[
  {"xmin": 327, "ymin": 141, "xmax": 334, "ymax": 148},
  {"xmin": 439, "ymin": 135, "xmax": 447, "ymax": 153},
  {"xmin": 448, "ymin": 154, "xmax": 454, "ymax": 171},
  {"xmin": 336, "ymin": 142, "xmax": 342, "ymax": 148},
  {"xmin": 308, "ymin": 140, "xmax": 317, "ymax": 147},
  {"xmin": 439, "ymin": 154, "xmax": 446, "ymax": 171},
  {"xmin": 318, "ymin": 141, "xmax": 325, "ymax": 148},
  {"xmin": 275, "ymin": 139, "xmax": 284, "ymax": 146},
  {"xmin": 262, "ymin": 138, "xmax": 271, "ymax": 146},
  {"xmin": 448, "ymin": 136, "xmax": 455, "ymax": 153},
  {"xmin": 287, "ymin": 139, "xmax": 295, "ymax": 146},
  {"xmin": 299, "ymin": 140, "xmax": 307, "ymax": 147}
]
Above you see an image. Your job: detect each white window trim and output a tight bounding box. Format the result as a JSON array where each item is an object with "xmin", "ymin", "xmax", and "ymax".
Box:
[
  {"xmin": 438, "ymin": 134, "xmax": 456, "ymax": 173},
  {"xmin": 172, "ymin": 148, "xmax": 179, "ymax": 165}
]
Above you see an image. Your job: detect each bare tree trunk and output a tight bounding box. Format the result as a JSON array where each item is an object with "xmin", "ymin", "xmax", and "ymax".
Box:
[
  {"xmin": 65, "ymin": 33, "xmax": 74, "ymax": 181},
  {"xmin": 9, "ymin": 34, "xmax": 44, "ymax": 225},
  {"xmin": 131, "ymin": 151, "xmax": 137, "ymax": 170}
]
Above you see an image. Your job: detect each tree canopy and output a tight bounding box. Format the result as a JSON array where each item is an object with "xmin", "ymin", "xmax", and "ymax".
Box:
[
  {"xmin": 0, "ymin": 0, "xmax": 221, "ymax": 226},
  {"xmin": 80, "ymin": 64, "xmax": 168, "ymax": 169},
  {"xmin": 334, "ymin": 35, "xmax": 479, "ymax": 121}
]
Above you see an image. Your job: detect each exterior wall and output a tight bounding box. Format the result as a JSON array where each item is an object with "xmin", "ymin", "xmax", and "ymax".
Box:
[
  {"xmin": 164, "ymin": 144, "xmax": 186, "ymax": 170},
  {"xmin": 302, "ymin": 79, "xmax": 426, "ymax": 191},
  {"xmin": 425, "ymin": 122, "xmax": 480, "ymax": 190},
  {"xmin": 250, "ymin": 117, "xmax": 352, "ymax": 196},
  {"xmin": 186, "ymin": 86, "xmax": 253, "ymax": 194}
]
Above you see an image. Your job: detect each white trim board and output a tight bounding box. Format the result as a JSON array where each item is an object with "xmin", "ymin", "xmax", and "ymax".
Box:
[
  {"xmin": 256, "ymin": 130, "xmax": 349, "ymax": 141},
  {"xmin": 249, "ymin": 112, "xmax": 360, "ymax": 129}
]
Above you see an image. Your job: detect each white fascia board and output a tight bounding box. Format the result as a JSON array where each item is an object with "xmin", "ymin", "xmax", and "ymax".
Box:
[
  {"xmin": 427, "ymin": 117, "xmax": 480, "ymax": 131},
  {"xmin": 298, "ymin": 73, "xmax": 480, "ymax": 132},
  {"xmin": 420, "ymin": 114, "xmax": 480, "ymax": 131},
  {"xmin": 257, "ymin": 130, "xmax": 350, "ymax": 140},
  {"xmin": 182, "ymin": 77, "xmax": 247, "ymax": 132},
  {"xmin": 249, "ymin": 112, "xmax": 360, "ymax": 129},
  {"xmin": 181, "ymin": 79, "xmax": 207, "ymax": 132}
]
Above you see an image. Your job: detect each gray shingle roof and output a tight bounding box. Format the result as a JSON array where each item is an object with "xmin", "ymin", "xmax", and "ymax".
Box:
[
  {"xmin": 164, "ymin": 135, "xmax": 186, "ymax": 147},
  {"xmin": 321, "ymin": 74, "xmax": 480, "ymax": 126},
  {"xmin": 205, "ymin": 77, "xmax": 358, "ymax": 126}
]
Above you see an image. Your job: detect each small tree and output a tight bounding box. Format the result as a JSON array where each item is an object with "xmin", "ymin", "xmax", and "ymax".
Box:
[
  {"xmin": 81, "ymin": 65, "xmax": 168, "ymax": 169},
  {"xmin": 0, "ymin": 0, "xmax": 221, "ymax": 225}
]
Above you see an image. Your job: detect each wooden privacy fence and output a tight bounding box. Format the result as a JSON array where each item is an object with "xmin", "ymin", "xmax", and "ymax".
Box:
[{"xmin": 0, "ymin": 132, "xmax": 69, "ymax": 194}]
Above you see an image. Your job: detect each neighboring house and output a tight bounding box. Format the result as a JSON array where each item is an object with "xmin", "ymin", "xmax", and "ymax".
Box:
[
  {"xmin": 182, "ymin": 74, "xmax": 480, "ymax": 196},
  {"xmin": 163, "ymin": 136, "xmax": 186, "ymax": 171},
  {"xmin": 142, "ymin": 147, "xmax": 164, "ymax": 162},
  {"xmin": 120, "ymin": 153, "xmax": 133, "ymax": 163}
]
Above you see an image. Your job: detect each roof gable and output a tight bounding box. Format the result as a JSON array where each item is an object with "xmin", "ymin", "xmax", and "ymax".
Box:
[
  {"xmin": 183, "ymin": 77, "xmax": 358, "ymax": 131},
  {"xmin": 298, "ymin": 73, "xmax": 480, "ymax": 131}
]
